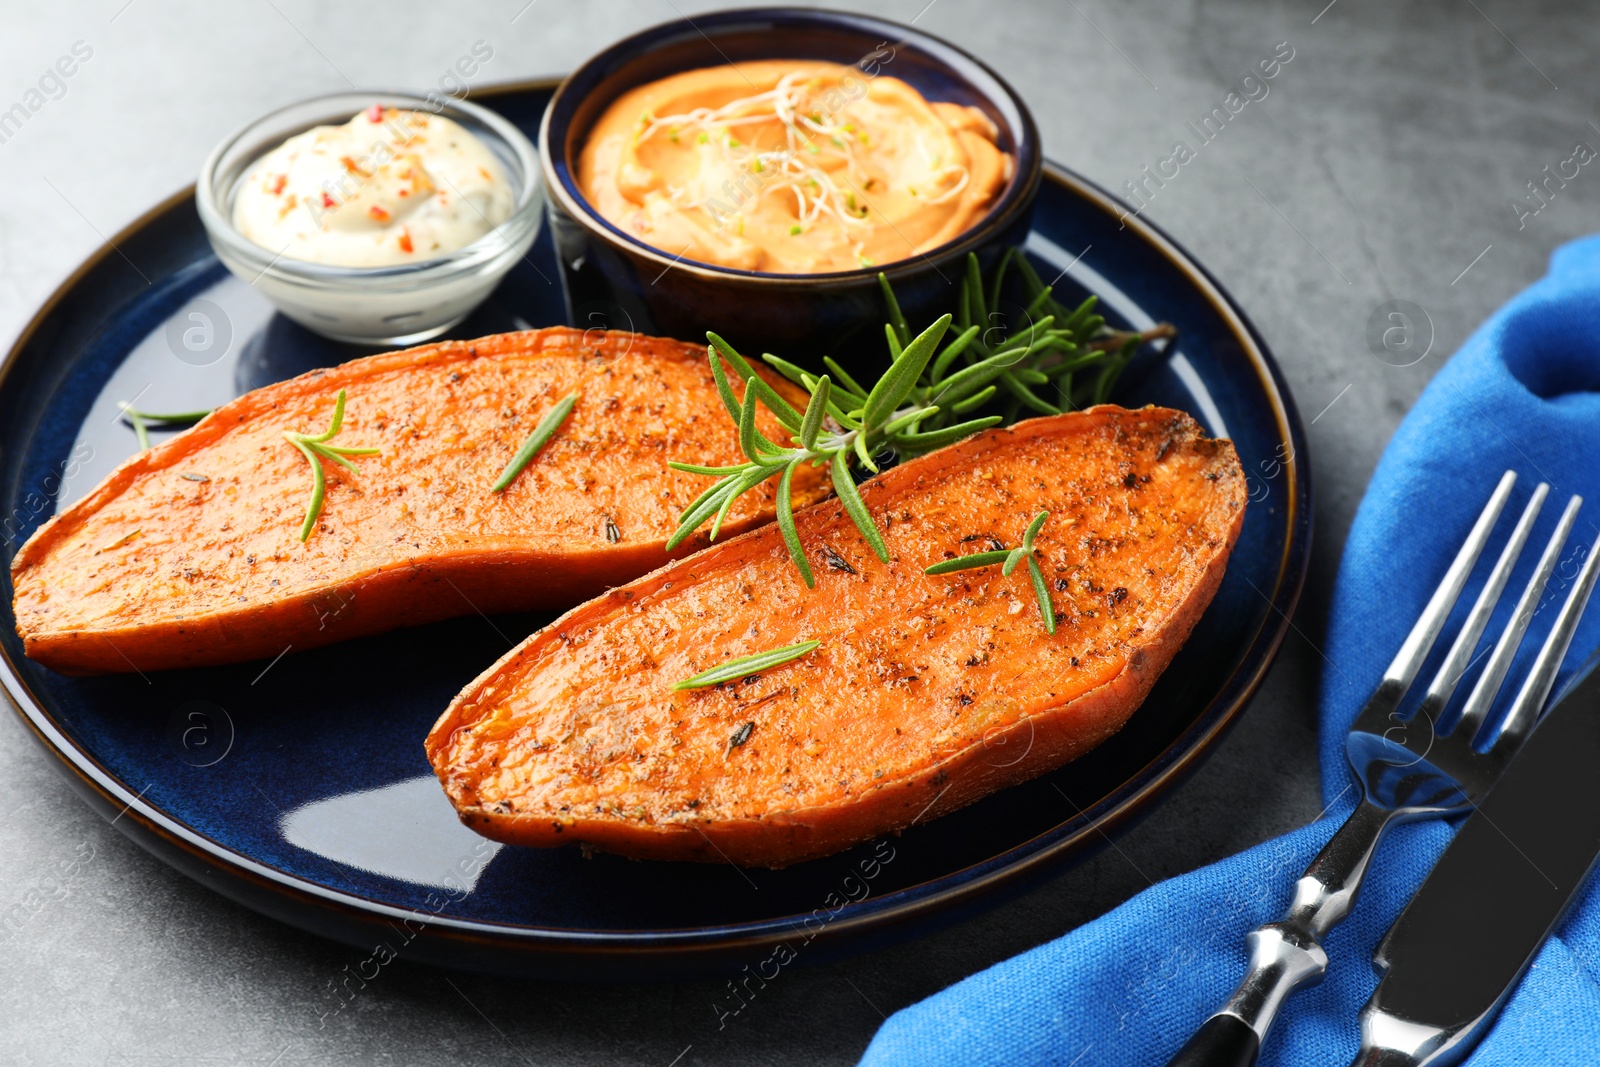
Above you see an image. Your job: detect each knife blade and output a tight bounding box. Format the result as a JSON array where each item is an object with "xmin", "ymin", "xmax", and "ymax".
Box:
[{"xmin": 1350, "ymin": 657, "xmax": 1600, "ymax": 1067}]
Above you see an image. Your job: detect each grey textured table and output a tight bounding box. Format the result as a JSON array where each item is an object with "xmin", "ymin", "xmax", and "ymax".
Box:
[{"xmin": 1, "ymin": 1, "xmax": 1593, "ymax": 1063}]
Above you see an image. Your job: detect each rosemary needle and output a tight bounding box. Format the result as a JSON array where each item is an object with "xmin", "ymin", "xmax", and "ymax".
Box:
[
  {"xmin": 99, "ymin": 528, "xmax": 141, "ymax": 552},
  {"xmin": 672, "ymin": 640, "xmax": 821, "ymax": 691},
  {"xmin": 286, "ymin": 437, "xmax": 329, "ymax": 544},
  {"xmin": 925, "ymin": 549, "xmax": 1009, "ymax": 575},
  {"xmin": 283, "ymin": 389, "xmax": 381, "ymax": 542},
  {"xmin": 118, "ymin": 404, "xmax": 212, "ymax": 451},
  {"xmin": 924, "ymin": 512, "xmax": 1056, "ymax": 634},
  {"xmin": 1026, "ymin": 555, "xmax": 1058, "ymax": 635},
  {"xmin": 492, "ymin": 392, "xmax": 580, "ymax": 493}
]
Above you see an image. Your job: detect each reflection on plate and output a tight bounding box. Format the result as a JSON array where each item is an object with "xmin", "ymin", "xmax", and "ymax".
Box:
[{"xmin": 281, "ymin": 776, "xmax": 503, "ymax": 893}]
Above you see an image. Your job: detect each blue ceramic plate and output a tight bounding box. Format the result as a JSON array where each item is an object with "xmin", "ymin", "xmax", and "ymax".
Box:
[{"xmin": 0, "ymin": 81, "xmax": 1309, "ymax": 980}]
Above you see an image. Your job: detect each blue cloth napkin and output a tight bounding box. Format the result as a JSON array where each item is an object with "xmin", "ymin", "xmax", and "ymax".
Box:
[{"xmin": 860, "ymin": 235, "xmax": 1600, "ymax": 1067}]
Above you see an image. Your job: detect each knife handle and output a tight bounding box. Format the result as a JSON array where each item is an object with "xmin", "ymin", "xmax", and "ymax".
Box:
[
  {"xmin": 1165, "ymin": 798, "xmax": 1397, "ymax": 1067},
  {"xmin": 1164, "ymin": 1014, "xmax": 1259, "ymax": 1067}
]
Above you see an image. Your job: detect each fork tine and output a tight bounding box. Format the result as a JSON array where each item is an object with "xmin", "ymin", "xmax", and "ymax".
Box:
[
  {"xmin": 1493, "ymin": 530, "xmax": 1600, "ymax": 747},
  {"xmin": 1413, "ymin": 483, "xmax": 1548, "ymax": 720},
  {"xmin": 1455, "ymin": 494, "xmax": 1581, "ymax": 740},
  {"xmin": 1379, "ymin": 471, "xmax": 1517, "ymax": 699}
]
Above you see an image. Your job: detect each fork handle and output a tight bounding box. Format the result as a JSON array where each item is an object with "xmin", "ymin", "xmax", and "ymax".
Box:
[
  {"xmin": 1164, "ymin": 1014, "xmax": 1259, "ymax": 1067},
  {"xmin": 1164, "ymin": 798, "xmax": 1397, "ymax": 1066}
]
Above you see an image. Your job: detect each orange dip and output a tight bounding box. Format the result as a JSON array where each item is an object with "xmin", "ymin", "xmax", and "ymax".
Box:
[{"xmin": 577, "ymin": 61, "xmax": 1012, "ymax": 273}]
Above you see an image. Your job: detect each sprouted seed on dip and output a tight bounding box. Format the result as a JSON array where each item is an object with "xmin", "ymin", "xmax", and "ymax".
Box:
[
  {"xmin": 232, "ymin": 105, "xmax": 513, "ymax": 268},
  {"xmin": 577, "ymin": 61, "xmax": 1013, "ymax": 274}
]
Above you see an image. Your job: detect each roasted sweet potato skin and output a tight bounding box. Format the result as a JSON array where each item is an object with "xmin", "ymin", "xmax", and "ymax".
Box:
[
  {"xmin": 427, "ymin": 406, "xmax": 1247, "ymax": 867},
  {"xmin": 11, "ymin": 328, "xmax": 825, "ymax": 675}
]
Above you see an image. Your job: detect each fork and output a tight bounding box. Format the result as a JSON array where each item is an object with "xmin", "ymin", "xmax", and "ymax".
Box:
[{"xmin": 1166, "ymin": 470, "xmax": 1600, "ymax": 1067}]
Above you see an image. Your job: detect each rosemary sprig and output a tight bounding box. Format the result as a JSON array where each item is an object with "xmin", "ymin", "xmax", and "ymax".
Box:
[
  {"xmin": 952, "ymin": 249, "xmax": 1176, "ymax": 418},
  {"xmin": 491, "ymin": 391, "xmax": 579, "ymax": 492},
  {"xmin": 925, "ymin": 511, "xmax": 1056, "ymax": 634},
  {"xmin": 666, "ymin": 317, "xmax": 994, "ymax": 585},
  {"xmin": 667, "ymin": 247, "xmax": 1173, "ymax": 584},
  {"xmin": 672, "ymin": 639, "xmax": 821, "ymax": 691},
  {"xmin": 282, "ymin": 389, "xmax": 381, "ymax": 542},
  {"xmin": 118, "ymin": 404, "xmax": 212, "ymax": 451}
]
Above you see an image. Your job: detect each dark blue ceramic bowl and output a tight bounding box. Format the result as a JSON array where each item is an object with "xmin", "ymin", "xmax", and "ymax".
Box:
[{"xmin": 539, "ymin": 7, "xmax": 1042, "ymax": 363}]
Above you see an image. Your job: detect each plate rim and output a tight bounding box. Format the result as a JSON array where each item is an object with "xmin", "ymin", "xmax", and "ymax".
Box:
[{"xmin": 0, "ymin": 76, "xmax": 1311, "ymax": 964}]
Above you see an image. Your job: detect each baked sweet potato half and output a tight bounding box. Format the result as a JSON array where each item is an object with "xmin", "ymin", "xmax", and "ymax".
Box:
[
  {"xmin": 427, "ymin": 405, "xmax": 1246, "ymax": 867},
  {"xmin": 11, "ymin": 327, "xmax": 826, "ymax": 675}
]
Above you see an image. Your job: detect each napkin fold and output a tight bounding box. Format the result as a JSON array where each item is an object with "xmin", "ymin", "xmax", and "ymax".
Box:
[{"xmin": 860, "ymin": 235, "xmax": 1600, "ymax": 1067}]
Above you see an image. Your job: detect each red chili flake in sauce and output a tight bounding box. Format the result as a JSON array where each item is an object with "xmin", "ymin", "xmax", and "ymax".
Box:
[
  {"xmin": 270, "ymin": 174, "xmax": 287, "ymax": 195},
  {"xmin": 340, "ymin": 155, "xmax": 370, "ymax": 177},
  {"xmin": 369, "ymin": 205, "xmax": 390, "ymax": 222},
  {"xmin": 398, "ymin": 230, "xmax": 414, "ymax": 254},
  {"xmin": 321, "ymin": 192, "xmax": 337, "ymax": 209},
  {"xmin": 365, "ymin": 104, "xmax": 384, "ymax": 123}
]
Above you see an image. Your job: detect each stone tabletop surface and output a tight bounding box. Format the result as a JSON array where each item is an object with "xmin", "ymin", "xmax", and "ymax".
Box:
[{"xmin": 2, "ymin": 1, "xmax": 1595, "ymax": 1063}]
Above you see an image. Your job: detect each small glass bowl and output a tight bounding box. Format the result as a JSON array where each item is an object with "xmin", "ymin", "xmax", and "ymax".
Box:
[{"xmin": 197, "ymin": 91, "xmax": 543, "ymax": 346}]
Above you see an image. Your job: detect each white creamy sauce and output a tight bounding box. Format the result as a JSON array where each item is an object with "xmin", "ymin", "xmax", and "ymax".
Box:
[{"xmin": 232, "ymin": 105, "xmax": 513, "ymax": 267}]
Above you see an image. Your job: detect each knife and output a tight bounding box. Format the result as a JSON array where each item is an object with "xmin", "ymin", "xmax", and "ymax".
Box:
[{"xmin": 1350, "ymin": 656, "xmax": 1600, "ymax": 1067}]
